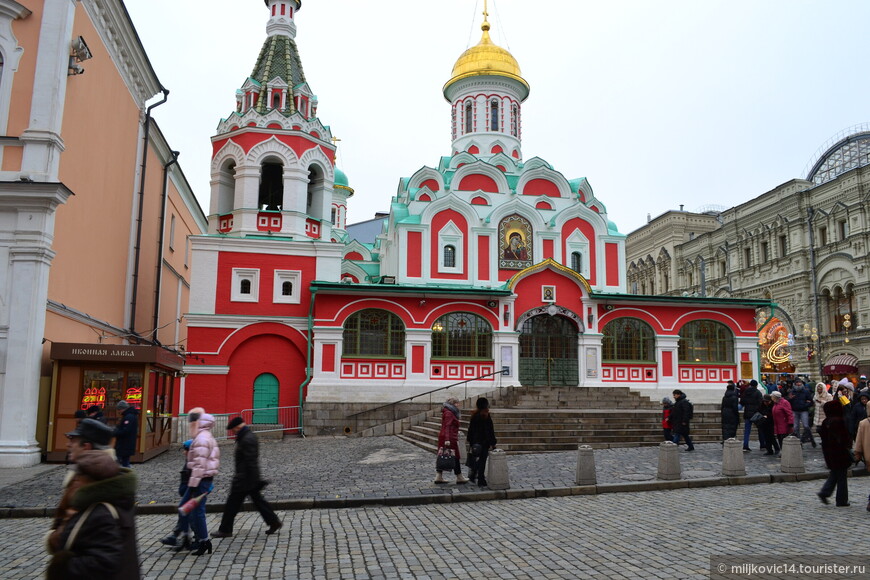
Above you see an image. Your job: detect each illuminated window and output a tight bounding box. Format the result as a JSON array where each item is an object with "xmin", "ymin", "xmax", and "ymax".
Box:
[
  {"xmin": 431, "ymin": 312, "xmax": 492, "ymax": 359},
  {"xmin": 678, "ymin": 320, "xmax": 734, "ymax": 363},
  {"xmin": 443, "ymin": 245, "xmax": 456, "ymax": 268}
]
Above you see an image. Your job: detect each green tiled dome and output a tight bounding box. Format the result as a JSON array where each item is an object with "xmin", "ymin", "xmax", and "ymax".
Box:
[{"xmin": 250, "ymin": 35, "xmax": 306, "ymax": 113}]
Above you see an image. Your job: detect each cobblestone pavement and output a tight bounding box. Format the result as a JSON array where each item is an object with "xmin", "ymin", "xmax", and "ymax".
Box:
[
  {"xmin": 0, "ymin": 436, "xmax": 831, "ymax": 509},
  {"xmin": 2, "ymin": 478, "xmax": 869, "ymax": 579}
]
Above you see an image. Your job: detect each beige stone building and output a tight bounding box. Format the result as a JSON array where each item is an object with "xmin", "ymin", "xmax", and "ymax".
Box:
[
  {"xmin": 0, "ymin": 0, "xmax": 206, "ymax": 465},
  {"xmin": 626, "ymin": 125, "xmax": 870, "ymax": 382}
]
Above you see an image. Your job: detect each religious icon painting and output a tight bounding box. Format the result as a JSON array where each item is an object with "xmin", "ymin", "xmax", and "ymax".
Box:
[
  {"xmin": 542, "ymin": 286, "xmax": 556, "ymax": 303},
  {"xmin": 499, "ymin": 214, "xmax": 532, "ymax": 270}
]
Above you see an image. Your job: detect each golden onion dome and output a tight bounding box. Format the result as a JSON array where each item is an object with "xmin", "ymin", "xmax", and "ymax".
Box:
[{"xmin": 444, "ymin": 18, "xmax": 529, "ymax": 95}]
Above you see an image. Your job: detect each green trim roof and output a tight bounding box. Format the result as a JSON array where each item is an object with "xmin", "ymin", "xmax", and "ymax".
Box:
[{"xmin": 312, "ymin": 281, "xmax": 512, "ymax": 296}]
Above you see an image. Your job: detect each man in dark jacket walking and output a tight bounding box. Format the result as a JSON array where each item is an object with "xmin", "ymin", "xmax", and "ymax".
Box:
[
  {"xmin": 740, "ymin": 379, "xmax": 763, "ymax": 451},
  {"xmin": 113, "ymin": 400, "xmax": 139, "ymax": 467},
  {"xmin": 671, "ymin": 389, "xmax": 695, "ymax": 451},
  {"xmin": 212, "ymin": 417, "xmax": 282, "ymax": 538}
]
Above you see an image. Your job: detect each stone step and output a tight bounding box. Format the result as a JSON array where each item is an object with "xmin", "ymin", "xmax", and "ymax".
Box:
[{"xmin": 395, "ymin": 385, "xmax": 729, "ymax": 454}]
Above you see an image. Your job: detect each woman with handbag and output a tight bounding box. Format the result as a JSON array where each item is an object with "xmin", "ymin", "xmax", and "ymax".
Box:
[
  {"xmin": 467, "ymin": 397, "xmax": 497, "ymax": 487},
  {"xmin": 434, "ymin": 397, "xmax": 468, "ymax": 484}
]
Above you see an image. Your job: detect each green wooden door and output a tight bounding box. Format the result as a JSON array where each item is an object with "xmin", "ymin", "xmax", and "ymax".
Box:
[
  {"xmin": 518, "ymin": 315, "xmax": 579, "ymax": 386},
  {"xmin": 252, "ymin": 373, "xmax": 279, "ymax": 423}
]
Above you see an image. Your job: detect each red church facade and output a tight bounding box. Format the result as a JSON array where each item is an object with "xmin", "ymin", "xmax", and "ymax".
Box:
[{"xmin": 182, "ymin": 1, "xmax": 766, "ymax": 433}]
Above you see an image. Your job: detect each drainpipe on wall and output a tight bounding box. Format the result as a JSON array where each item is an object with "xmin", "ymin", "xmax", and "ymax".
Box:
[
  {"xmin": 806, "ymin": 206, "xmax": 824, "ymax": 378},
  {"xmin": 151, "ymin": 150, "xmax": 180, "ymax": 345},
  {"xmin": 129, "ymin": 88, "xmax": 170, "ymax": 341},
  {"xmin": 298, "ymin": 286, "xmax": 318, "ymax": 437}
]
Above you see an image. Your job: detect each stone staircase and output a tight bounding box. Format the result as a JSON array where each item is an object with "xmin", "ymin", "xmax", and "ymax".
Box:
[{"xmin": 396, "ymin": 386, "xmax": 722, "ymax": 454}]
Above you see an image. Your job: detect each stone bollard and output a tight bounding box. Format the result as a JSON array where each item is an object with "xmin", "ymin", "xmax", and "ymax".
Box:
[
  {"xmin": 575, "ymin": 445, "xmax": 597, "ymax": 486},
  {"xmin": 657, "ymin": 441, "xmax": 681, "ymax": 480},
  {"xmin": 780, "ymin": 436, "xmax": 805, "ymax": 474},
  {"xmin": 722, "ymin": 438, "xmax": 746, "ymax": 476},
  {"xmin": 486, "ymin": 448, "xmax": 510, "ymax": 490}
]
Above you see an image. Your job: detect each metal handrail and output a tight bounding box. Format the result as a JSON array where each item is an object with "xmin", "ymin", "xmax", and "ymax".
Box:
[{"xmin": 345, "ymin": 369, "xmax": 507, "ymax": 433}]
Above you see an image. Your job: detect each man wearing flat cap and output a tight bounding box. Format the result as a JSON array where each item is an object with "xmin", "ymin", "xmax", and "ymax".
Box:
[
  {"xmin": 46, "ymin": 418, "xmax": 141, "ymax": 578},
  {"xmin": 212, "ymin": 417, "xmax": 282, "ymax": 538}
]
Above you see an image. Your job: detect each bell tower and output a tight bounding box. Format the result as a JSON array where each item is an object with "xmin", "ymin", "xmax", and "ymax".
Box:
[{"xmin": 207, "ymin": 0, "xmax": 336, "ymax": 241}]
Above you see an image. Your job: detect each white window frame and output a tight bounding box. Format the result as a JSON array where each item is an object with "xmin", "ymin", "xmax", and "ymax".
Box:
[
  {"xmin": 273, "ymin": 270, "xmax": 301, "ymax": 304},
  {"xmin": 565, "ymin": 231, "xmax": 590, "ymax": 278},
  {"xmin": 437, "ymin": 221, "xmax": 464, "ymax": 275},
  {"xmin": 231, "ymin": 268, "xmax": 259, "ymax": 302}
]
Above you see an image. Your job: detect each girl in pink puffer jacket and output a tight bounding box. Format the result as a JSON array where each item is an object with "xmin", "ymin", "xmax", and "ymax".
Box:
[{"xmin": 178, "ymin": 408, "xmax": 219, "ymax": 555}]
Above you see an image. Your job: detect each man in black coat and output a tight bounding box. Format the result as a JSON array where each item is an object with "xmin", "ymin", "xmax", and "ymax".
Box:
[
  {"xmin": 671, "ymin": 389, "xmax": 695, "ymax": 451},
  {"xmin": 721, "ymin": 384, "xmax": 740, "ymax": 441},
  {"xmin": 212, "ymin": 417, "xmax": 282, "ymax": 538},
  {"xmin": 113, "ymin": 400, "xmax": 139, "ymax": 467},
  {"xmin": 740, "ymin": 379, "xmax": 763, "ymax": 451}
]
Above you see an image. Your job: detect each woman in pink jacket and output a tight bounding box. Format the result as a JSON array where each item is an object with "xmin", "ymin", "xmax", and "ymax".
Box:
[
  {"xmin": 771, "ymin": 392, "xmax": 794, "ymax": 451},
  {"xmin": 434, "ymin": 397, "xmax": 468, "ymax": 485},
  {"xmin": 179, "ymin": 407, "xmax": 220, "ymax": 556}
]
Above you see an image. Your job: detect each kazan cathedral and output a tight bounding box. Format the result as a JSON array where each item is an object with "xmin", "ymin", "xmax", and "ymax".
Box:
[{"xmin": 184, "ymin": 0, "xmax": 767, "ymax": 431}]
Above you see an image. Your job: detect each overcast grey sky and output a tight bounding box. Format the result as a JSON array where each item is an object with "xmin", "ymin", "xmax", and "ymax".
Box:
[{"xmin": 125, "ymin": 0, "xmax": 870, "ymax": 234}]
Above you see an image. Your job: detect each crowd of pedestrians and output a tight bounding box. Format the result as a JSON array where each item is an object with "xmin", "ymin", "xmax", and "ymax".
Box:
[
  {"xmin": 45, "ymin": 377, "xmax": 870, "ymax": 577},
  {"xmin": 713, "ymin": 375, "xmax": 870, "ymax": 510}
]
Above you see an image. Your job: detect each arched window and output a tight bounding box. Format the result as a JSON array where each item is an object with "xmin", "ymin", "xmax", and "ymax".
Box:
[
  {"xmin": 258, "ymin": 161, "xmax": 284, "ymax": 210},
  {"xmin": 281, "ymin": 281, "xmax": 293, "ymax": 296},
  {"xmin": 240, "ymin": 279, "xmax": 252, "ymax": 295},
  {"xmin": 510, "ymin": 104, "xmax": 518, "ymax": 137},
  {"xmin": 431, "ymin": 312, "xmax": 492, "ymax": 359},
  {"xmin": 443, "ymin": 245, "xmax": 456, "ymax": 268},
  {"xmin": 571, "ymin": 251, "xmax": 582, "ymax": 273},
  {"xmin": 464, "ymin": 101, "xmax": 473, "ymax": 134},
  {"xmin": 602, "ymin": 318, "xmax": 656, "ymax": 362},
  {"xmin": 490, "ymin": 100, "xmax": 499, "ymax": 131},
  {"xmin": 343, "ymin": 309, "xmax": 405, "ymax": 357},
  {"xmin": 678, "ymin": 320, "xmax": 734, "ymax": 363},
  {"xmin": 272, "ymin": 92, "xmax": 281, "ymax": 109},
  {"xmin": 307, "ymin": 165, "xmax": 325, "ymax": 218},
  {"xmin": 826, "ymin": 285, "xmax": 854, "ymax": 333}
]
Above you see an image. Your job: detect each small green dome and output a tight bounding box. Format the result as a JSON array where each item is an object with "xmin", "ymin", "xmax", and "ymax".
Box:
[
  {"xmin": 334, "ymin": 168, "xmax": 349, "ymax": 187},
  {"xmin": 607, "ymin": 219, "xmax": 620, "ymax": 235}
]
